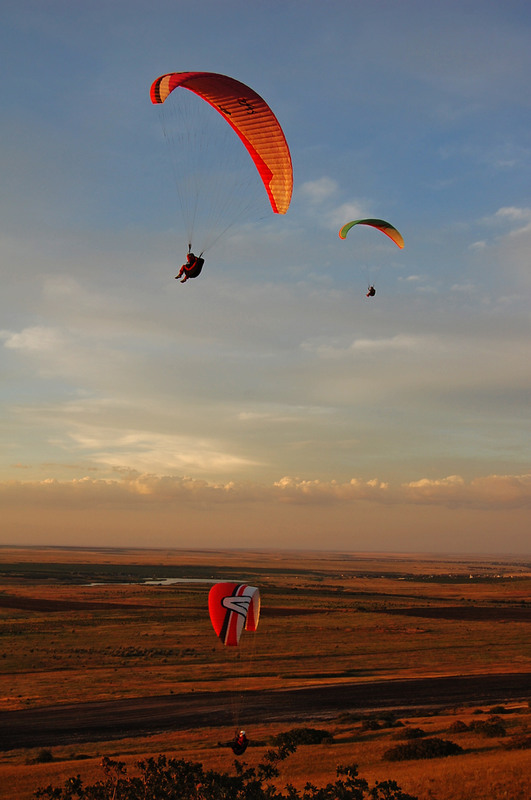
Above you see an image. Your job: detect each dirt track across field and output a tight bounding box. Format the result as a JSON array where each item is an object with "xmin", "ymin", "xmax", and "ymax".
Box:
[{"xmin": 1, "ymin": 672, "xmax": 529, "ymax": 752}]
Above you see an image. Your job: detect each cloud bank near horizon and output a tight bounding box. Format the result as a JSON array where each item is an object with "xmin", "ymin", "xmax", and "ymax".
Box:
[{"xmin": 2, "ymin": 470, "xmax": 530, "ymax": 512}]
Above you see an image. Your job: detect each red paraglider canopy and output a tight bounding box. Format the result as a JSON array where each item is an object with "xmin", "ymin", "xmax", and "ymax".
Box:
[
  {"xmin": 208, "ymin": 582, "xmax": 260, "ymax": 646},
  {"xmin": 151, "ymin": 72, "xmax": 292, "ymax": 215}
]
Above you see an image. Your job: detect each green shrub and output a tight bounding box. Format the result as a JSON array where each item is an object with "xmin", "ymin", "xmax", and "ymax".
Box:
[
  {"xmin": 469, "ymin": 716, "xmax": 506, "ymax": 737},
  {"xmin": 401, "ymin": 727, "xmax": 426, "ymax": 740},
  {"xmin": 384, "ymin": 737, "xmax": 463, "ymax": 761},
  {"xmin": 360, "ymin": 713, "xmax": 400, "ymax": 731},
  {"xmin": 361, "ymin": 718, "xmax": 381, "ymax": 731},
  {"xmin": 33, "ymin": 749, "xmax": 54, "ymax": 764},
  {"xmin": 379, "ymin": 711, "xmax": 400, "ymax": 727},
  {"xmin": 270, "ymin": 726, "xmax": 333, "ymax": 746},
  {"xmin": 503, "ymin": 733, "xmax": 531, "ymax": 750},
  {"xmin": 448, "ymin": 720, "xmax": 469, "ymax": 733}
]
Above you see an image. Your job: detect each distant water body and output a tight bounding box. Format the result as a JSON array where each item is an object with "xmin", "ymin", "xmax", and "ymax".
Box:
[{"xmin": 85, "ymin": 578, "xmax": 221, "ymax": 586}]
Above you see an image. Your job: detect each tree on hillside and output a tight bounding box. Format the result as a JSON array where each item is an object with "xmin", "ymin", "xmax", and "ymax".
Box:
[{"xmin": 34, "ymin": 745, "xmax": 418, "ymax": 800}]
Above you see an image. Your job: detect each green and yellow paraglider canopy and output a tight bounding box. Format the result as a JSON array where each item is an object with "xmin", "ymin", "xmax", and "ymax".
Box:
[{"xmin": 339, "ymin": 219, "xmax": 404, "ymax": 249}]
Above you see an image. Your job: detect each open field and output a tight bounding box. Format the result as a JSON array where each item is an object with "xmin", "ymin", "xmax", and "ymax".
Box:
[{"xmin": 1, "ymin": 547, "xmax": 530, "ymax": 799}]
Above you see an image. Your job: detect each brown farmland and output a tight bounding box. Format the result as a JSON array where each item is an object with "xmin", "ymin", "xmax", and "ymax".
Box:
[{"xmin": 0, "ymin": 547, "xmax": 530, "ymax": 800}]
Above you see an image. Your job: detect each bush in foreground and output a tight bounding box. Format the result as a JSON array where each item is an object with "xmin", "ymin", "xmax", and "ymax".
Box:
[{"xmin": 34, "ymin": 745, "xmax": 418, "ymax": 799}]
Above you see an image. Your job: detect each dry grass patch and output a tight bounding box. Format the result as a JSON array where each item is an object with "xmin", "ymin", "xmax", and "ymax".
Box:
[
  {"xmin": 1, "ymin": 548, "xmax": 530, "ymax": 798},
  {"xmin": 0, "ymin": 707, "xmax": 530, "ymax": 800}
]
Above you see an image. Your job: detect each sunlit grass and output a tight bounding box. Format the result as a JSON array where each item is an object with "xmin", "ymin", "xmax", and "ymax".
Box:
[{"xmin": 1, "ymin": 548, "xmax": 530, "ymax": 799}]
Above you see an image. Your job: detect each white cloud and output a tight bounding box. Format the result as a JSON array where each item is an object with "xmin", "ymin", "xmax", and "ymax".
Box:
[
  {"xmin": 324, "ymin": 201, "xmax": 369, "ymax": 232},
  {"xmin": 273, "ymin": 475, "xmax": 389, "ymax": 504},
  {"xmin": 297, "ymin": 179, "xmax": 369, "ymax": 232},
  {"xmin": 1, "ymin": 326, "xmax": 64, "ymax": 352},
  {"xmin": 477, "ymin": 206, "xmax": 531, "ymax": 247},
  {"xmin": 402, "ymin": 474, "xmax": 531, "ymax": 509},
  {"xmin": 494, "ymin": 207, "xmax": 531, "ymax": 224},
  {"xmin": 63, "ymin": 425, "xmax": 262, "ymax": 476},
  {"xmin": 302, "ymin": 334, "xmax": 425, "ymax": 360},
  {"xmin": 299, "ymin": 177, "xmax": 338, "ymax": 204},
  {"xmin": 484, "ymin": 207, "xmax": 531, "ymax": 287},
  {"xmin": 348, "ymin": 335, "xmax": 421, "ymax": 353}
]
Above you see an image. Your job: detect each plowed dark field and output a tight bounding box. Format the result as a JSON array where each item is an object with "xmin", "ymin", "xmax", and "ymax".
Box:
[{"xmin": 1, "ymin": 671, "xmax": 529, "ymax": 752}]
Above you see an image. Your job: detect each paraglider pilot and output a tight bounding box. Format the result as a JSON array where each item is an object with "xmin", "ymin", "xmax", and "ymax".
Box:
[
  {"xmin": 366, "ymin": 285, "xmax": 376, "ymax": 298},
  {"xmin": 176, "ymin": 251, "xmax": 204, "ymax": 283},
  {"xmin": 231, "ymin": 729, "xmax": 249, "ymax": 756}
]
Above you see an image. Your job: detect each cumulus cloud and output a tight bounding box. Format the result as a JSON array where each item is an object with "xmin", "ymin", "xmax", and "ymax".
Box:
[
  {"xmin": 402, "ymin": 473, "xmax": 531, "ymax": 509},
  {"xmin": 273, "ymin": 476, "xmax": 389, "ymax": 504},
  {"xmin": 1, "ymin": 472, "xmax": 530, "ymax": 512}
]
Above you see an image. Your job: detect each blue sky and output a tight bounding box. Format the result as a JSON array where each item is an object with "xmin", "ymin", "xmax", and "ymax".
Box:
[{"xmin": 1, "ymin": 0, "xmax": 530, "ymax": 553}]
